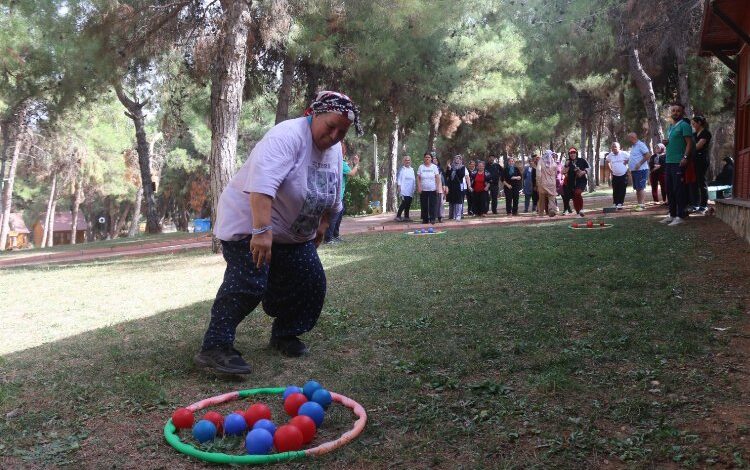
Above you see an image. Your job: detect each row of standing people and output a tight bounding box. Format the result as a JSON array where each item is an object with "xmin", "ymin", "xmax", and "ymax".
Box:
[{"xmin": 395, "ymin": 148, "xmax": 593, "ymax": 224}]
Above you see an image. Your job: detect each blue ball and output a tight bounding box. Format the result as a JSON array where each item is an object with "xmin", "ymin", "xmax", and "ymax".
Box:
[
  {"xmin": 414, "ymin": 229, "xmax": 420, "ymax": 234},
  {"xmin": 302, "ymin": 380, "xmax": 323, "ymax": 400},
  {"xmin": 223, "ymin": 413, "xmax": 247, "ymax": 436},
  {"xmin": 428, "ymin": 227, "xmax": 434, "ymax": 233},
  {"xmin": 298, "ymin": 401, "xmax": 325, "ymax": 427},
  {"xmin": 192, "ymin": 419, "xmax": 217, "ymax": 443},
  {"xmin": 252, "ymin": 418, "xmax": 276, "ymax": 436},
  {"xmin": 311, "ymin": 388, "xmax": 332, "ymax": 409},
  {"xmin": 245, "ymin": 428, "xmax": 274, "ymax": 455},
  {"xmin": 282, "ymin": 385, "xmax": 302, "ymax": 400}
]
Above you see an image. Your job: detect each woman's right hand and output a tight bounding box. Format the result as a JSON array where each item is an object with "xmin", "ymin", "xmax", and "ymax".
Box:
[{"xmin": 250, "ymin": 231, "xmax": 273, "ymax": 269}]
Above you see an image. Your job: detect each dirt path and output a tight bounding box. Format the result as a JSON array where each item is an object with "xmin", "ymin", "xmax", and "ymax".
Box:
[{"xmin": 0, "ymin": 193, "xmax": 664, "ymax": 268}]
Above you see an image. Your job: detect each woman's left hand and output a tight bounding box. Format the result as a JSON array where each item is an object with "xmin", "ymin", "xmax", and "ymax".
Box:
[{"xmin": 315, "ymin": 217, "xmax": 330, "ymax": 247}]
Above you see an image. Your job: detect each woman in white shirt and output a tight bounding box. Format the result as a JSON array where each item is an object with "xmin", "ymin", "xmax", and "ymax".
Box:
[
  {"xmin": 417, "ymin": 152, "xmax": 443, "ymax": 224},
  {"xmin": 396, "ymin": 156, "xmax": 416, "ymax": 221},
  {"xmin": 607, "ymin": 142, "xmax": 630, "ymax": 209}
]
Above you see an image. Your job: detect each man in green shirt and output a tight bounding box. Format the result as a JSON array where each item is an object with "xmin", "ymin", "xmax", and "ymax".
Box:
[{"xmin": 662, "ymin": 103, "xmax": 694, "ymax": 226}]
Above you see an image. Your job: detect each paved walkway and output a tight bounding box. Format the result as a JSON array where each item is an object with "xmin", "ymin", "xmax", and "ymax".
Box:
[{"xmin": 1, "ymin": 193, "xmax": 668, "ymax": 268}]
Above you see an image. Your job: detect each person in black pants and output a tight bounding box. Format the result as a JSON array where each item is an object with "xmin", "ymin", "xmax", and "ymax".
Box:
[
  {"xmin": 487, "ymin": 156, "xmax": 503, "ymax": 214},
  {"xmin": 502, "ymin": 156, "xmax": 522, "ymax": 215},
  {"xmin": 417, "ymin": 152, "xmax": 442, "ymax": 224},
  {"xmin": 466, "ymin": 160, "xmax": 477, "ymax": 216},
  {"xmin": 691, "ymin": 116, "xmax": 712, "ymax": 212}
]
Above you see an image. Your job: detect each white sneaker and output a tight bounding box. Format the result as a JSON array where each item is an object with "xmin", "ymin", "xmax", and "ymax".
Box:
[
  {"xmin": 659, "ymin": 216, "xmax": 674, "ymax": 224},
  {"xmin": 667, "ymin": 217, "xmax": 684, "ymax": 226},
  {"xmin": 578, "ymin": 212, "xmax": 585, "ymax": 218}
]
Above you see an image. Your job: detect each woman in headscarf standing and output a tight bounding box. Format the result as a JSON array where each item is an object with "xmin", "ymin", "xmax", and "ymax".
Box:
[
  {"xmin": 446, "ymin": 155, "xmax": 469, "ymax": 220},
  {"xmin": 432, "ymin": 154, "xmax": 446, "ymax": 222},
  {"xmin": 195, "ymin": 91, "xmax": 363, "ymax": 375},
  {"xmin": 537, "ymin": 150, "xmax": 559, "ymax": 216}
]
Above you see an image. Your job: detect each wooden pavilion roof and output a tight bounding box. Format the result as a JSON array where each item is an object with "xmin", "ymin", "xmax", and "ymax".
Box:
[{"xmin": 699, "ymin": 0, "xmax": 748, "ymax": 56}]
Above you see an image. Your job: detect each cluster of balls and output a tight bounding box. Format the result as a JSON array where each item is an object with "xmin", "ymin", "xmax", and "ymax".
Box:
[
  {"xmin": 414, "ymin": 228, "xmax": 435, "ymax": 234},
  {"xmin": 170, "ymin": 380, "xmax": 333, "ymax": 455},
  {"xmin": 571, "ymin": 221, "xmax": 606, "ymax": 229}
]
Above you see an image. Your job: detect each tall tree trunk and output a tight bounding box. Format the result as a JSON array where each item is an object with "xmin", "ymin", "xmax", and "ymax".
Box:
[
  {"xmin": 386, "ymin": 114, "xmax": 399, "ymax": 212},
  {"xmin": 426, "ymin": 109, "xmax": 441, "ymax": 154},
  {"xmin": 209, "ymin": 0, "xmax": 253, "ymax": 253},
  {"xmin": 84, "ymin": 200, "xmax": 95, "ymax": 242},
  {"xmin": 627, "ymin": 45, "xmax": 664, "ymax": 150},
  {"xmin": 372, "ymin": 134, "xmax": 379, "ymax": 181},
  {"xmin": 115, "ymin": 84, "xmax": 162, "ymax": 234},
  {"xmin": 304, "ymin": 61, "xmax": 321, "ymax": 107},
  {"xmin": 128, "ymin": 184, "xmax": 143, "ymax": 237},
  {"xmin": 0, "ymin": 100, "xmax": 31, "ymax": 251},
  {"xmin": 114, "ymin": 203, "xmax": 132, "ymax": 236},
  {"xmin": 40, "ymin": 172, "xmax": 57, "ymax": 248},
  {"xmin": 70, "ymin": 169, "xmax": 85, "ymax": 245},
  {"xmin": 0, "ymin": 120, "xmax": 8, "ymax": 199},
  {"xmin": 676, "ymin": 46, "xmax": 692, "ymax": 118},
  {"xmin": 586, "ymin": 121, "xmax": 595, "ymax": 192},
  {"xmin": 595, "ymin": 117, "xmax": 603, "ymax": 187},
  {"xmin": 47, "ymin": 199, "xmax": 58, "ymax": 247},
  {"xmin": 275, "ymin": 49, "xmax": 295, "ymax": 125}
]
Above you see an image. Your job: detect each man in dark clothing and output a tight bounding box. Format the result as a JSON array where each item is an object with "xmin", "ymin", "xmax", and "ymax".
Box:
[
  {"xmin": 502, "ymin": 156, "xmax": 523, "ymax": 215},
  {"xmin": 486, "ymin": 156, "xmax": 503, "ymax": 214}
]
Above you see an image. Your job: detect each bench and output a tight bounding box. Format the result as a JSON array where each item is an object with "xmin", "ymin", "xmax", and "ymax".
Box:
[{"xmin": 707, "ymin": 185, "xmax": 732, "ymax": 200}]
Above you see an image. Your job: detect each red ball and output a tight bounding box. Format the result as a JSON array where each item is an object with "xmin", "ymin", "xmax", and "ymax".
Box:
[
  {"xmin": 586, "ymin": 221, "xmax": 593, "ymax": 228},
  {"xmin": 172, "ymin": 408, "xmax": 194, "ymax": 429},
  {"xmin": 244, "ymin": 403, "xmax": 272, "ymax": 427},
  {"xmin": 203, "ymin": 411, "xmax": 224, "ymax": 433},
  {"xmin": 289, "ymin": 415, "xmax": 317, "ymax": 444},
  {"xmin": 600, "ymin": 222, "xmax": 605, "ymax": 227},
  {"xmin": 284, "ymin": 393, "xmax": 308, "ymax": 417},
  {"xmin": 572, "ymin": 223, "xmax": 579, "ymax": 228},
  {"xmin": 274, "ymin": 424, "xmax": 304, "ymax": 452}
]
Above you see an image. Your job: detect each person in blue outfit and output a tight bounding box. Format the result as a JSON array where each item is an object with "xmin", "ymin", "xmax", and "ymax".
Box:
[{"xmin": 626, "ymin": 132, "xmax": 652, "ymax": 211}]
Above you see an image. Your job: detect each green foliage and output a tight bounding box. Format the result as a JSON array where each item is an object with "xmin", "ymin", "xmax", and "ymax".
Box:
[{"xmin": 343, "ymin": 175, "xmax": 371, "ymax": 215}]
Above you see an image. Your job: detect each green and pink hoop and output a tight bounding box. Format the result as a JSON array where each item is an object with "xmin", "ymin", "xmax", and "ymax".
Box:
[
  {"xmin": 163, "ymin": 387, "xmax": 367, "ymax": 465},
  {"xmin": 405, "ymin": 230, "xmax": 447, "ymax": 236},
  {"xmin": 568, "ymin": 223, "xmax": 614, "ymax": 230}
]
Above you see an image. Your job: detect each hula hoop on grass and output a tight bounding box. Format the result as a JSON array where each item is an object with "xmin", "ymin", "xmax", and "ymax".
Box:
[
  {"xmin": 568, "ymin": 223, "xmax": 614, "ymax": 230},
  {"xmin": 405, "ymin": 230, "xmax": 447, "ymax": 236},
  {"xmin": 163, "ymin": 387, "xmax": 367, "ymax": 465}
]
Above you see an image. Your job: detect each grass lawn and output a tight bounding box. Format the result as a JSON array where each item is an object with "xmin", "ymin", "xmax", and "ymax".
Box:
[{"xmin": 1, "ymin": 216, "xmax": 749, "ymax": 468}]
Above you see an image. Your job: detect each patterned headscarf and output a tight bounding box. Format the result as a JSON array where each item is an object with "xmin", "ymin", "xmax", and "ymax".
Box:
[{"xmin": 304, "ymin": 91, "xmax": 364, "ymax": 136}]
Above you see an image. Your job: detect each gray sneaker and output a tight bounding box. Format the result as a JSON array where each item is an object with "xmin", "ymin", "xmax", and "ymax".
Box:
[
  {"xmin": 194, "ymin": 346, "xmax": 252, "ymax": 375},
  {"xmin": 668, "ymin": 217, "xmax": 684, "ymax": 226}
]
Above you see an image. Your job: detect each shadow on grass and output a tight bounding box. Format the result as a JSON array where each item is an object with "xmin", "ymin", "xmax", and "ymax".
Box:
[{"xmin": 0, "ymin": 218, "xmax": 746, "ymax": 468}]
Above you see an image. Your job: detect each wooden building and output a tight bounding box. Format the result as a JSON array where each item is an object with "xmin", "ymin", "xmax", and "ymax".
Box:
[
  {"xmin": 4, "ymin": 213, "xmax": 30, "ymax": 250},
  {"xmin": 32, "ymin": 211, "xmax": 88, "ymax": 247},
  {"xmin": 699, "ymin": 0, "xmax": 750, "ymax": 242}
]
